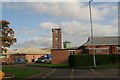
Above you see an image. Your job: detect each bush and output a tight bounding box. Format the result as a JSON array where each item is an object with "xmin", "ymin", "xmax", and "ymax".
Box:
[
  {"xmin": 110, "ymin": 54, "xmax": 120, "ymax": 64},
  {"xmin": 68, "ymin": 54, "xmax": 120, "ymax": 67},
  {"xmin": 96, "ymin": 54, "xmax": 110, "ymax": 65},
  {"xmin": 75, "ymin": 54, "xmax": 93, "ymax": 67},
  {"xmin": 68, "ymin": 55, "xmax": 76, "ymax": 67}
]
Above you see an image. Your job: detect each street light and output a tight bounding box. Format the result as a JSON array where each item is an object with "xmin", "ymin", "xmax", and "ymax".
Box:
[{"xmin": 89, "ymin": 0, "xmax": 96, "ymax": 67}]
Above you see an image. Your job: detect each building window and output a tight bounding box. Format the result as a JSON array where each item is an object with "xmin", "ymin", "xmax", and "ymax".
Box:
[
  {"xmin": 117, "ymin": 47, "xmax": 120, "ymax": 54},
  {"xmin": 95, "ymin": 48, "xmax": 109, "ymax": 54},
  {"xmin": 55, "ymin": 30, "xmax": 59, "ymax": 35},
  {"xmin": 69, "ymin": 51, "xmax": 75, "ymax": 55},
  {"xmin": 55, "ymin": 37, "xmax": 59, "ymax": 43},
  {"xmin": 95, "ymin": 49, "xmax": 101, "ymax": 54}
]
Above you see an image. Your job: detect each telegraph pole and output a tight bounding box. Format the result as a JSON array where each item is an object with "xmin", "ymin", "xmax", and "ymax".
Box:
[{"xmin": 89, "ymin": 0, "xmax": 96, "ymax": 67}]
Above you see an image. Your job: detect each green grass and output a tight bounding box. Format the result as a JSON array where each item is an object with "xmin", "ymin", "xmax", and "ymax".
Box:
[
  {"xmin": 75, "ymin": 63, "xmax": 120, "ymax": 68},
  {"xmin": 27, "ymin": 63, "xmax": 69, "ymax": 68},
  {"xmin": 2, "ymin": 66, "xmax": 41, "ymax": 78},
  {"xmin": 95, "ymin": 63, "xmax": 120, "ymax": 68},
  {"xmin": 27, "ymin": 63, "xmax": 120, "ymax": 69}
]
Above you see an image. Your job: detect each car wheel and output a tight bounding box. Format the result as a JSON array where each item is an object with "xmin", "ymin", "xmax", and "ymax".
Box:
[{"xmin": 41, "ymin": 60, "xmax": 44, "ymax": 63}]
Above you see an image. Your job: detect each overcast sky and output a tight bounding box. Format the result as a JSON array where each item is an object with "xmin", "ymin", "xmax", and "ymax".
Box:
[{"xmin": 1, "ymin": 0, "xmax": 119, "ymax": 49}]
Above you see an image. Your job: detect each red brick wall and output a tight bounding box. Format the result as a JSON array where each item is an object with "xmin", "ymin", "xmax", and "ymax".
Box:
[
  {"xmin": 11, "ymin": 54, "xmax": 26, "ymax": 61},
  {"xmin": 51, "ymin": 49, "xmax": 82, "ymax": 64},
  {"xmin": 26, "ymin": 54, "xmax": 43, "ymax": 63},
  {"xmin": 52, "ymin": 28, "xmax": 62, "ymax": 49},
  {"xmin": 11, "ymin": 54, "xmax": 43, "ymax": 63},
  {"xmin": 109, "ymin": 46, "xmax": 118, "ymax": 54},
  {"xmin": 85, "ymin": 45, "xmax": 118, "ymax": 54}
]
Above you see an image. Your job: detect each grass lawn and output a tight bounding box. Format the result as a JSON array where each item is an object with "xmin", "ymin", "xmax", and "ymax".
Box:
[
  {"xmin": 27, "ymin": 63, "xmax": 120, "ymax": 69},
  {"xmin": 2, "ymin": 65, "xmax": 41, "ymax": 78},
  {"xmin": 95, "ymin": 63, "xmax": 120, "ymax": 68},
  {"xmin": 75, "ymin": 63, "xmax": 120, "ymax": 68},
  {"xmin": 27, "ymin": 63, "xmax": 69, "ymax": 68}
]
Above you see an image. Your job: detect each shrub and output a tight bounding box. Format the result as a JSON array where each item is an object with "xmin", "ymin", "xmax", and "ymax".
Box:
[
  {"xmin": 96, "ymin": 54, "xmax": 110, "ymax": 65},
  {"xmin": 68, "ymin": 55, "xmax": 76, "ymax": 67},
  {"xmin": 68, "ymin": 54, "xmax": 120, "ymax": 67},
  {"xmin": 75, "ymin": 54, "xmax": 93, "ymax": 67}
]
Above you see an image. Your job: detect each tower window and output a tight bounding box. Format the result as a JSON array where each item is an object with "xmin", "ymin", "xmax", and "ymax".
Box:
[
  {"xmin": 55, "ymin": 37, "xmax": 59, "ymax": 43},
  {"xmin": 55, "ymin": 30, "xmax": 59, "ymax": 35}
]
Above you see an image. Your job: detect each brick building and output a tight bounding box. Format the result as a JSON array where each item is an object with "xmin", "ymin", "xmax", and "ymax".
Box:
[
  {"xmin": 1, "ymin": 47, "xmax": 50, "ymax": 63},
  {"xmin": 51, "ymin": 28, "xmax": 120, "ymax": 64},
  {"xmin": 80, "ymin": 37, "xmax": 120, "ymax": 54},
  {"xmin": 51, "ymin": 28, "xmax": 82, "ymax": 64},
  {"xmin": 52, "ymin": 28, "xmax": 62, "ymax": 49},
  {"xmin": 51, "ymin": 49, "xmax": 82, "ymax": 64}
]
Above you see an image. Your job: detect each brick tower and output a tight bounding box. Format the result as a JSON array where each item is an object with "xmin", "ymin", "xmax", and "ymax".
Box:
[{"xmin": 52, "ymin": 28, "xmax": 62, "ymax": 49}]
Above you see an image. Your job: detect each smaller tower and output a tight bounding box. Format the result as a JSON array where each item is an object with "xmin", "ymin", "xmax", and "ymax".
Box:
[
  {"xmin": 52, "ymin": 28, "xmax": 62, "ymax": 49},
  {"xmin": 63, "ymin": 41, "xmax": 71, "ymax": 49}
]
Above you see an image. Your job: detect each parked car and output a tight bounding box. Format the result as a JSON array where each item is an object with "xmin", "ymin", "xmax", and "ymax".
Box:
[
  {"xmin": 35, "ymin": 57, "xmax": 51, "ymax": 64},
  {"xmin": 14, "ymin": 58, "xmax": 25, "ymax": 64}
]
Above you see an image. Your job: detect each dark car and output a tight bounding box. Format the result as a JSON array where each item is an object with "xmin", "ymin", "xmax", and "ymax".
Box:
[{"xmin": 35, "ymin": 57, "xmax": 51, "ymax": 64}]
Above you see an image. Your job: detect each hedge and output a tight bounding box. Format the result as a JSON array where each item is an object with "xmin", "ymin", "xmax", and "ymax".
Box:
[
  {"xmin": 75, "ymin": 54, "xmax": 93, "ymax": 66},
  {"xmin": 68, "ymin": 54, "xmax": 120, "ymax": 67},
  {"xmin": 96, "ymin": 54, "xmax": 110, "ymax": 65},
  {"xmin": 69, "ymin": 55, "xmax": 76, "ymax": 67}
]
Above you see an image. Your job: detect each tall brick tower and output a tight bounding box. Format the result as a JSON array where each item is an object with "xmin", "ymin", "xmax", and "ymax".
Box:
[{"xmin": 52, "ymin": 28, "xmax": 62, "ymax": 49}]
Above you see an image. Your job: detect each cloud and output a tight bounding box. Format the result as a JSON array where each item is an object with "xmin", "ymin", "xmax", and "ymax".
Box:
[
  {"xmin": 26, "ymin": 2, "xmax": 111, "ymax": 21},
  {"xmin": 16, "ymin": 27, "xmax": 37, "ymax": 35},
  {"xmin": 40, "ymin": 22, "xmax": 57, "ymax": 29},
  {"xmin": 40, "ymin": 20, "xmax": 118, "ymax": 47},
  {"xmin": 2, "ymin": 0, "xmax": 120, "ymax": 2},
  {"xmin": 11, "ymin": 18, "xmax": 118, "ymax": 49},
  {"xmin": 3, "ymin": 2, "xmax": 117, "ymax": 21},
  {"xmin": 11, "ymin": 36, "xmax": 51, "ymax": 49},
  {"xmin": 2, "ymin": 0, "xmax": 80, "ymax": 2},
  {"xmin": 3, "ymin": 2, "xmax": 118, "ymax": 49}
]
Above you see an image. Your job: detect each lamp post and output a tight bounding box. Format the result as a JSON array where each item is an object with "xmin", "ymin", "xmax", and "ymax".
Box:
[{"xmin": 89, "ymin": 0, "xmax": 96, "ymax": 67}]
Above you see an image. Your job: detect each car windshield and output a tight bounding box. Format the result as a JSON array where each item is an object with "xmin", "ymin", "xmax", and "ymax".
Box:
[{"xmin": 38, "ymin": 58, "xmax": 44, "ymax": 60}]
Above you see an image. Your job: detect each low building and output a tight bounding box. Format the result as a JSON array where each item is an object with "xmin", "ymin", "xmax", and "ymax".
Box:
[
  {"xmin": 1, "ymin": 47, "xmax": 50, "ymax": 63},
  {"xmin": 51, "ymin": 48, "xmax": 82, "ymax": 64},
  {"xmin": 80, "ymin": 36, "xmax": 120, "ymax": 54}
]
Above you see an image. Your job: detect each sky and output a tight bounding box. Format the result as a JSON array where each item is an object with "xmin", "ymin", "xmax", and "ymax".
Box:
[{"xmin": 1, "ymin": 0, "xmax": 119, "ymax": 49}]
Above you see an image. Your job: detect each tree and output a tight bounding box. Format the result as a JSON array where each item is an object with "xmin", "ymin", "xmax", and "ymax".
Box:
[{"xmin": 0, "ymin": 20, "xmax": 17, "ymax": 53}]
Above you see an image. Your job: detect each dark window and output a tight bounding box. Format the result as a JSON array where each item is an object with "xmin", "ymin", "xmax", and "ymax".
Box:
[
  {"xmin": 117, "ymin": 47, "xmax": 120, "ymax": 53},
  {"xmin": 69, "ymin": 51, "xmax": 75, "ymax": 55}
]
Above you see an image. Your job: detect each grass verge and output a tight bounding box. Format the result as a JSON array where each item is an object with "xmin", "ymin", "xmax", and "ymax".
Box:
[
  {"xmin": 75, "ymin": 63, "xmax": 120, "ymax": 69},
  {"xmin": 27, "ymin": 63, "xmax": 120, "ymax": 69},
  {"xmin": 2, "ymin": 66, "xmax": 41, "ymax": 78},
  {"xmin": 27, "ymin": 63, "xmax": 69, "ymax": 68}
]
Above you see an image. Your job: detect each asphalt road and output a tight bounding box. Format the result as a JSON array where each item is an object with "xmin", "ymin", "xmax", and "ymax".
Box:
[
  {"xmin": 27, "ymin": 66, "xmax": 119, "ymax": 79},
  {"xmin": 40, "ymin": 68, "xmax": 118, "ymax": 78},
  {"xmin": 4, "ymin": 64, "xmax": 119, "ymax": 80}
]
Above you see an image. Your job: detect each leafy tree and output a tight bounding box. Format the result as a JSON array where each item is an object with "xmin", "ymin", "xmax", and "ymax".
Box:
[{"xmin": 0, "ymin": 20, "xmax": 17, "ymax": 53}]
